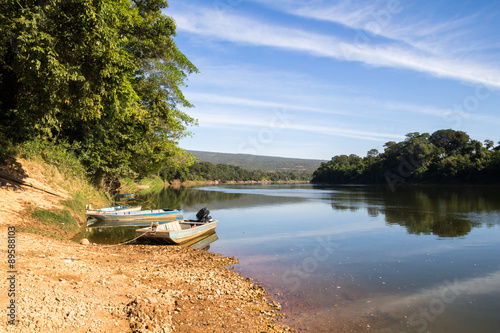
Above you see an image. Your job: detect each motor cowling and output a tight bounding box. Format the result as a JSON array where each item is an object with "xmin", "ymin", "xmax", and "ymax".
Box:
[{"xmin": 196, "ymin": 207, "xmax": 211, "ymax": 222}]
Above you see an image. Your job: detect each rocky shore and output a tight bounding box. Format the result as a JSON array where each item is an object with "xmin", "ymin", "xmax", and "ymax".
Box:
[{"xmin": 0, "ymin": 231, "xmax": 290, "ymax": 332}]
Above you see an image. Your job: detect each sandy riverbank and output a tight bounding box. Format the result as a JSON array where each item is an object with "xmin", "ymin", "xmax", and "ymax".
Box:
[{"xmin": 0, "ymin": 230, "xmax": 290, "ymax": 332}]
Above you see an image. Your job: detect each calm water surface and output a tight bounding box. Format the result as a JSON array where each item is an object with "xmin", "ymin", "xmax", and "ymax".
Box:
[{"xmin": 146, "ymin": 184, "xmax": 500, "ymax": 332}]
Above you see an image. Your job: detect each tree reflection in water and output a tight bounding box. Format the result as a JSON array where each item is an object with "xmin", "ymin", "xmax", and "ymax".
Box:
[{"xmin": 323, "ymin": 185, "xmax": 499, "ymax": 237}]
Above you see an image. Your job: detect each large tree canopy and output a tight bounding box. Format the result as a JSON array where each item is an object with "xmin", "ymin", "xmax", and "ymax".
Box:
[
  {"xmin": 0, "ymin": 0, "xmax": 197, "ymax": 182},
  {"xmin": 312, "ymin": 129, "xmax": 500, "ymax": 185}
]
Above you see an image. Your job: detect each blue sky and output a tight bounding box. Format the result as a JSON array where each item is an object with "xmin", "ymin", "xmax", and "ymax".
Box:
[{"xmin": 166, "ymin": 0, "xmax": 500, "ymax": 160}]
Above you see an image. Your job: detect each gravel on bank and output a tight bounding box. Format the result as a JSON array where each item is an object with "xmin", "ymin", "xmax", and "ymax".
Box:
[{"xmin": 0, "ymin": 230, "xmax": 291, "ymax": 332}]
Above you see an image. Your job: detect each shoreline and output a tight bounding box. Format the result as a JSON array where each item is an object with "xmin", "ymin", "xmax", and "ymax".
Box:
[
  {"xmin": 0, "ymin": 157, "xmax": 292, "ymax": 331},
  {"xmin": 0, "ymin": 230, "xmax": 291, "ymax": 332},
  {"xmin": 168, "ymin": 179, "xmax": 310, "ymax": 187}
]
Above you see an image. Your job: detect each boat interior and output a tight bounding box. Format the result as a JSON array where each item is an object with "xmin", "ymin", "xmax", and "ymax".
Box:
[{"xmin": 156, "ymin": 220, "xmax": 212, "ymax": 231}]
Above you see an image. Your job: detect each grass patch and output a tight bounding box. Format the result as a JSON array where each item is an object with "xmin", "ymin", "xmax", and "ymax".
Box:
[
  {"xmin": 61, "ymin": 192, "xmax": 87, "ymax": 218},
  {"xmin": 118, "ymin": 177, "xmax": 137, "ymax": 193},
  {"xmin": 29, "ymin": 207, "xmax": 80, "ymax": 232},
  {"xmin": 116, "ymin": 175, "xmax": 166, "ymax": 197},
  {"xmin": 26, "ymin": 207, "xmax": 82, "ymax": 239}
]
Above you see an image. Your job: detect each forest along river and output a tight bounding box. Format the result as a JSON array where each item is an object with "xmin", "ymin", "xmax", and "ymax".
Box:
[{"xmin": 144, "ymin": 184, "xmax": 500, "ymax": 332}]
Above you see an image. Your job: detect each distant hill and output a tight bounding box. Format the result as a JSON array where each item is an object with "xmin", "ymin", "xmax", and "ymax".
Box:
[{"xmin": 187, "ymin": 150, "xmax": 326, "ymax": 173}]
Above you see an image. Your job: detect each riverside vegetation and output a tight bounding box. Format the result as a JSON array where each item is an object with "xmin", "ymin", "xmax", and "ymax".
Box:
[
  {"xmin": 0, "ymin": 0, "xmax": 311, "ymax": 188},
  {"xmin": 312, "ymin": 129, "xmax": 500, "ymax": 186}
]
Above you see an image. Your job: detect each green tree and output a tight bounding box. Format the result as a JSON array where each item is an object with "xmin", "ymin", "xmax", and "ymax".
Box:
[
  {"xmin": 429, "ymin": 129, "xmax": 470, "ymax": 157},
  {"xmin": 313, "ymin": 130, "xmax": 499, "ymax": 185},
  {"xmin": 484, "ymin": 139, "xmax": 494, "ymax": 150},
  {"xmin": 0, "ymin": 0, "xmax": 197, "ymax": 184}
]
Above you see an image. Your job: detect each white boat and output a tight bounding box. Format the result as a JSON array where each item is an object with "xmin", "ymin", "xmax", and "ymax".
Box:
[
  {"xmin": 136, "ymin": 219, "xmax": 218, "ymax": 244},
  {"xmin": 86, "ymin": 208, "xmax": 183, "ymax": 223},
  {"xmin": 85, "ymin": 205, "xmax": 142, "ymax": 215}
]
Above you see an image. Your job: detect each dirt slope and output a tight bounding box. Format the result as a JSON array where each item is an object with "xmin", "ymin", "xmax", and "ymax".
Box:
[{"xmin": 0, "ymin": 158, "xmax": 70, "ymax": 227}]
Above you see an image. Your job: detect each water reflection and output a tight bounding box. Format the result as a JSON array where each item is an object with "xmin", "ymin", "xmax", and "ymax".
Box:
[
  {"xmin": 139, "ymin": 186, "xmax": 244, "ymax": 210},
  {"xmin": 324, "ymin": 185, "xmax": 499, "ymax": 237},
  {"xmin": 139, "ymin": 185, "xmax": 500, "ymax": 238},
  {"xmin": 75, "ymin": 226, "xmax": 138, "ymax": 244},
  {"xmin": 178, "ymin": 231, "xmax": 219, "ymax": 250},
  {"xmin": 140, "ymin": 185, "xmax": 308, "ymax": 212},
  {"xmin": 133, "ymin": 184, "xmax": 500, "ymax": 240}
]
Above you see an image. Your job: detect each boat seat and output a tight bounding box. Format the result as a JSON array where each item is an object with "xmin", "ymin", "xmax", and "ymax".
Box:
[{"xmin": 164, "ymin": 222, "xmax": 182, "ymax": 231}]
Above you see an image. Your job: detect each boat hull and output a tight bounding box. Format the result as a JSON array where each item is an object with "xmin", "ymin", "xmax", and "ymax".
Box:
[
  {"xmin": 136, "ymin": 220, "xmax": 218, "ymax": 244},
  {"xmin": 86, "ymin": 219, "xmax": 182, "ymax": 228},
  {"xmin": 87, "ymin": 209, "xmax": 183, "ymax": 222},
  {"xmin": 85, "ymin": 205, "xmax": 142, "ymax": 215}
]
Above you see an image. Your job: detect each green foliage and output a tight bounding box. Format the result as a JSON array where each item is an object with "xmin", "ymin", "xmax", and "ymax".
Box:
[
  {"xmin": 0, "ymin": 134, "xmax": 18, "ymax": 161},
  {"xmin": 1, "ymin": 0, "xmax": 197, "ymax": 183},
  {"xmin": 429, "ymin": 129, "xmax": 470, "ymax": 156},
  {"xmin": 313, "ymin": 129, "xmax": 500, "ymax": 185},
  {"xmin": 29, "ymin": 207, "xmax": 79, "ymax": 232},
  {"xmin": 61, "ymin": 192, "xmax": 87, "ymax": 217},
  {"xmin": 20, "ymin": 139, "xmax": 86, "ymax": 177}
]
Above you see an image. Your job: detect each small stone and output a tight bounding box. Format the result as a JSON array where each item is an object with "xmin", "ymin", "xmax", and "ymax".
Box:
[
  {"xmin": 147, "ymin": 297, "xmax": 158, "ymax": 304},
  {"xmin": 80, "ymin": 239, "xmax": 90, "ymax": 245}
]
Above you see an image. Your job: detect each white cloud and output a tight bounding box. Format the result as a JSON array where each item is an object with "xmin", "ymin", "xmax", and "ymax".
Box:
[
  {"xmin": 189, "ymin": 109, "xmax": 404, "ymax": 142},
  {"xmin": 169, "ymin": 3, "xmax": 500, "ymax": 89},
  {"xmin": 188, "ymin": 90, "xmax": 469, "ymax": 120},
  {"xmin": 250, "ymin": 0, "xmax": 500, "ymax": 56},
  {"xmin": 187, "ymin": 92, "xmax": 359, "ymax": 117}
]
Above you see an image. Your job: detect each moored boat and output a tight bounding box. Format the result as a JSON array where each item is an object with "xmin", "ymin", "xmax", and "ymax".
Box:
[
  {"xmin": 135, "ymin": 219, "xmax": 218, "ymax": 244},
  {"xmin": 85, "ymin": 205, "xmax": 142, "ymax": 215},
  {"xmin": 86, "ymin": 208, "xmax": 183, "ymax": 222}
]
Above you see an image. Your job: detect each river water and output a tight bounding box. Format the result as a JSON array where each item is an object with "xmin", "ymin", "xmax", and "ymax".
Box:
[{"xmin": 144, "ymin": 183, "xmax": 500, "ymax": 332}]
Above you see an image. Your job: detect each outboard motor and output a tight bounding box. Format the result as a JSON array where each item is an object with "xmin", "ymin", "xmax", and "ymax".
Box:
[{"xmin": 196, "ymin": 207, "xmax": 211, "ymax": 222}]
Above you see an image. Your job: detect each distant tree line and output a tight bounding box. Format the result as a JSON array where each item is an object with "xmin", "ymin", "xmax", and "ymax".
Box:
[
  {"xmin": 160, "ymin": 161, "xmax": 311, "ymax": 183},
  {"xmin": 312, "ymin": 129, "xmax": 500, "ymax": 187}
]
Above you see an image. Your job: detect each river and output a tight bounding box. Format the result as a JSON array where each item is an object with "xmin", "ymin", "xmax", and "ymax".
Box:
[{"xmin": 139, "ymin": 183, "xmax": 500, "ymax": 332}]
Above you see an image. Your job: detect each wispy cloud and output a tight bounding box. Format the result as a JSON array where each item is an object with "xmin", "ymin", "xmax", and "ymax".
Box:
[
  {"xmin": 189, "ymin": 109, "xmax": 404, "ymax": 142},
  {"xmin": 250, "ymin": 0, "xmax": 500, "ymax": 56},
  {"xmin": 188, "ymin": 91, "xmax": 470, "ymax": 120},
  {"xmin": 187, "ymin": 92, "xmax": 359, "ymax": 117},
  {"xmin": 169, "ymin": 3, "xmax": 500, "ymax": 89}
]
